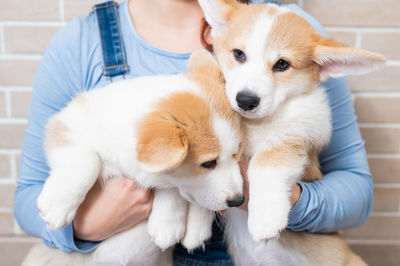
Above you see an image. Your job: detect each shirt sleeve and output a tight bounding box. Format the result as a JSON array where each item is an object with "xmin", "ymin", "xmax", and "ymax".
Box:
[
  {"xmin": 14, "ymin": 17, "xmax": 100, "ymax": 252},
  {"xmin": 287, "ymin": 77, "xmax": 373, "ymax": 233},
  {"xmin": 278, "ymin": 3, "xmax": 373, "ymax": 233}
]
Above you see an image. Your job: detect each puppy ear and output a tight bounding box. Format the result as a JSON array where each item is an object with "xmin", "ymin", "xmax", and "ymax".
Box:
[
  {"xmin": 188, "ymin": 49, "xmax": 219, "ymax": 73},
  {"xmin": 137, "ymin": 112, "xmax": 188, "ymax": 173},
  {"xmin": 312, "ymin": 34, "xmax": 386, "ymax": 81},
  {"xmin": 198, "ymin": 0, "xmax": 240, "ymax": 36}
]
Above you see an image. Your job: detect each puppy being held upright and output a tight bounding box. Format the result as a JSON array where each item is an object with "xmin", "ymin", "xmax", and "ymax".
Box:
[
  {"xmin": 23, "ymin": 51, "xmax": 244, "ymax": 266},
  {"xmin": 199, "ymin": 0, "xmax": 385, "ymax": 265}
]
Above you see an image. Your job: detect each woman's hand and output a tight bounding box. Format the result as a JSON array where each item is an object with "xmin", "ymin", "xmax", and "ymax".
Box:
[
  {"xmin": 238, "ymin": 157, "xmax": 302, "ymax": 211},
  {"xmin": 73, "ymin": 177, "xmax": 154, "ymax": 242}
]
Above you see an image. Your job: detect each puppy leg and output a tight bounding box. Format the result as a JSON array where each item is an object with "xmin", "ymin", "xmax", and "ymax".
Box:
[
  {"xmin": 148, "ymin": 189, "xmax": 188, "ymax": 250},
  {"xmin": 248, "ymin": 141, "xmax": 308, "ymax": 241},
  {"xmin": 37, "ymin": 146, "xmax": 100, "ymax": 229},
  {"xmin": 181, "ymin": 203, "xmax": 214, "ymax": 251}
]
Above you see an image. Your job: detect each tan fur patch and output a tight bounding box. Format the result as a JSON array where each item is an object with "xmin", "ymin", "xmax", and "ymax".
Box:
[
  {"xmin": 186, "ymin": 51, "xmax": 245, "ymax": 162},
  {"xmin": 279, "ymin": 231, "xmax": 367, "ymax": 266},
  {"xmin": 253, "ymin": 139, "xmax": 323, "ymax": 182},
  {"xmin": 137, "ymin": 91, "xmax": 221, "ymax": 172},
  {"xmin": 253, "ymin": 139, "xmax": 308, "ymax": 168},
  {"xmin": 302, "ymin": 149, "xmax": 323, "ymax": 181},
  {"xmin": 213, "ymin": 5, "xmax": 271, "ymax": 71},
  {"xmin": 186, "ymin": 50, "xmax": 244, "ymax": 142},
  {"xmin": 266, "ymin": 12, "xmax": 320, "ymax": 89},
  {"xmin": 45, "ymin": 118, "xmax": 71, "ymax": 149}
]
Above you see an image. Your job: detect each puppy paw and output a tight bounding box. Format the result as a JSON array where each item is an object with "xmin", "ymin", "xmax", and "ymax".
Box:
[
  {"xmin": 181, "ymin": 222, "xmax": 212, "ymax": 251},
  {"xmin": 248, "ymin": 202, "xmax": 290, "ymax": 242},
  {"xmin": 37, "ymin": 178, "xmax": 79, "ymax": 230},
  {"xmin": 181, "ymin": 207, "xmax": 214, "ymax": 251},
  {"xmin": 148, "ymin": 217, "xmax": 185, "ymax": 250}
]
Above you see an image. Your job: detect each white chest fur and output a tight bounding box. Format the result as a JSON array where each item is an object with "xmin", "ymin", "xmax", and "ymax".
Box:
[{"xmin": 244, "ymin": 87, "xmax": 332, "ymax": 156}]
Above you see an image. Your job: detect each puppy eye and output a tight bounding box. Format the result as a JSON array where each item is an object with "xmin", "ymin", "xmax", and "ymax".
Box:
[
  {"xmin": 273, "ymin": 59, "xmax": 290, "ymax": 72},
  {"xmin": 201, "ymin": 159, "xmax": 217, "ymax": 169},
  {"xmin": 233, "ymin": 49, "xmax": 246, "ymax": 63}
]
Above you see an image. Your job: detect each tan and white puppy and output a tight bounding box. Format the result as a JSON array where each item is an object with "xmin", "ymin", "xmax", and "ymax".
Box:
[
  {"xmin": 199, "ymin": 0, "xmax": 385, "ymax": 265},
  {"xmin": 23, "ymin": 51, "xmax": 244, "ymax": 266}
]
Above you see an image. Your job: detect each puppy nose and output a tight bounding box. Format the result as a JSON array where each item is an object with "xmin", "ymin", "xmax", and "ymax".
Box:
[
  {"xmin": 227, "ymin": 194, "xmax": 245, "ymax": 207},
  {"xmin": 236, "ymin": 90, "xmax": 260, "ymax": 111}
]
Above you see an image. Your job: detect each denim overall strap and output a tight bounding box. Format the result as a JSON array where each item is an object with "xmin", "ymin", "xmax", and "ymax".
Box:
[
  {"xmin": 251, "ymin": 0, "xmax": 283, "ymax": 5},
  {"xmin": 93, "ymin": 1, "xmax": 130, "ymax": 77},
  {"xmin": 266, "ymin": 0, "xmax": 283, "ymax": 5}
]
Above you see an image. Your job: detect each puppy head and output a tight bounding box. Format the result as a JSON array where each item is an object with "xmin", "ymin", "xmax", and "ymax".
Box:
[
  {"xmin": 137, "ymin": 57, "xmax": 244, "ymax": 211},
  {"xmin": 199, "ymin": 0, "xmax": 386, "ymax": 119}
]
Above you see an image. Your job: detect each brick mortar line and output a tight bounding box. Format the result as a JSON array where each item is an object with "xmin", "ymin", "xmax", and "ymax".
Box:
[
  {"xmin": 0, "ymin": 149, "xmax": 20, "ymax": 155},
  {"xmin": 325, "ymin": 26, "xmax": 400, "ymax": 32},
  {"xmin": 374, "ymin": 183, "xmax": 400, "ymax": 188},
  {"xmin": 10, "ymin": 153, "xmax": 17, "ymax": 179},
  {"xmin": 0, "ymin": 236, "xmax": 40, "ymax": 242},
  {"xmin": 59, "ymin": 0, "xmax": 65, "ymax": 21},
  {"xmin": 352, "ymin": 92, "xmax": 400, "ymax": 97},
  {"xmin": 367, "ymin": 154, "xmax": 400, "ymax": 159},
  {"xmin": 0, "ymin": 177, "xmax": 15, "ymax": 181},
  {"xmin": 346, "ymin": 239, "xmax": 400, "ymax": 245},
  {"xmin": 0, "ymin": 21, "xmax": 66, "ymax": 27},
  {"xmin": 386, "ymin": 60, "xmax": 400, "ymax": 66},
  {"xmin": 0, "ymin": 86, "xmax": 32, "ymax": 91},
  {"xmin": 370, "ymin": 212, "xmax": 400, "ymax": 217},
  {"xmin": 0, "ymin": 118, "xmax": 27, "ymax": 123},
  {"xmin": 4, "ymin": 90, "xmax": 11, "ymax": 118},
  {"xmin": 0, "ymin": 25, "xmax": 4, "ymax": 54},
  {"xmin": 0, "ymin": 207, "xmax": 13, "ymax": 212},
  {"xmin": 0, "ymin": 179, "xmax": 16, "ymax": 184},
  {"xmin": 0, "ymin": 54, "xmax": 41, "ymax": 60},
  {"xmin": 355, "ymin": 31, "xmax": 362, "ymax": 49},
  {"xmin": 359, "ymin": 123, "xmax": 400, "ymax": 128}
]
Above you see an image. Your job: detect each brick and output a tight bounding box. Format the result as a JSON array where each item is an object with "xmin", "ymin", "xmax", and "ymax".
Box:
[
  {"xmin": 0, "ymin": 212, "xmax": 14, "ymax": 235},
  {"xmin": 0, "ymin": 238, "xmax": 40, "ymax": 266},
  {"xmin": 0, "ymin": 155, "xmax": 11, "ymax": 178},
  {"xmin": 361, "ymin": 32, "xmax": 400, "ymax": 60},
  {"xmin": 369, "ymin": 158, "xmax": 400, "ymax": 183},
  {"xmin": 343, "ymin": 216, "xmax": 400, "ymax": 240},
  {"xmin": 303, "ymin": 0, "xmax": 400, "ymax": 27},
  {"xmin": 327, "ymin": 31, "xmax": 356, "ymax": 47},
  {"xmin": 65, "ymin": 0, "xmax": 121, "ymax": 20},
  {"xmin": 0, "ymin": 59, "xmax": 39, "ymax": 86},
  {"xmin": 373, "ymin": 187, "xmax": 400, "ymax": 212},
  {"xmin": 349, "ymin": 66, "xmax": 400, "ymax": 92},
  {"xmin": 0, "ymin": 0, "xmax": 59, "ymax": 20},
  {"xmin": 4, "ymin": 26, "xmax": 60, "ymax": 54},
  {"xmin": 361, "ymin": 128, "xmax": 400, "ymax": 154},
  {"xmin": 10, "ymin": 91, "xmax": 32, "ymax": 118},
  {"xmin": 355, "ymin": 97, "xmax": 400, "ymax": 123},
  {"xmin": 0, "ymin": 91, "xmax": 6, "ymax": 117},
  {"xmin": 349, "ymin": 243, "xmax": 400, "ymax": 266},
  {"xmin": 0, "ymin": 124, "xmax": 26, "ymax": 149},
  {"xmin": 0, "ymin": 183, "xmax": 16, "ymax": 208}
]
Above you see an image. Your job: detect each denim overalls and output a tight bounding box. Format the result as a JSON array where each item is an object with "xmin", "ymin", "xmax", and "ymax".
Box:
[{"xmin": 93, "ymin": 1, "xmax": 282, "ymax": 265}]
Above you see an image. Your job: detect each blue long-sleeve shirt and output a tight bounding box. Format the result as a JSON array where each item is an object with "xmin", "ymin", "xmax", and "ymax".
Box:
[{"xmin": 14, "ymin": 1, "xmax": 373, "ymax": 253}]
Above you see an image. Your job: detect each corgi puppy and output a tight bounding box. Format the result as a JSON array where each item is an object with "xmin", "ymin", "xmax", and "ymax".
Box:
[
  {"xmin": 23, "ymin": 51, "xmax": 244, "ymax": 266},
  {"xmin": 199, "ymin": 0, "xmax": 385, "ymax": 265}
]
